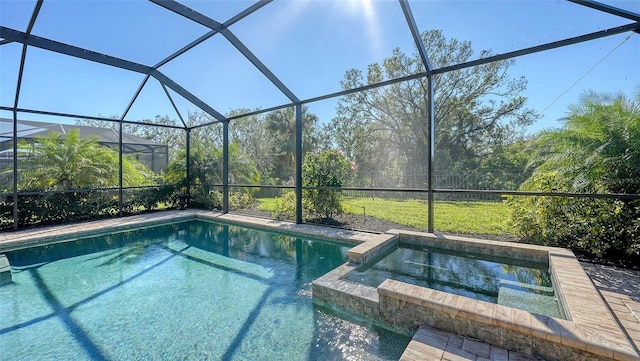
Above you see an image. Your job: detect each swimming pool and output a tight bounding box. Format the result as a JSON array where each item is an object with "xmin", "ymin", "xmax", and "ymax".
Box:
[
  {"xmin": 0, "ymin": 220, "xmax": 410, "ymax": 360},
  {"xmin": 341, "ymin": 243, "xmax": 563, "ymax": 319}
]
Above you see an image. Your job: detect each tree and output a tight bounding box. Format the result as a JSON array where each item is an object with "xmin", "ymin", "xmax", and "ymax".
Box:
[
  {"xmin": 187, "ymin": 111, "xmax": 222, "ymax": 146},
  {"xmin": 474, "ymin": 139, "xmax": 532, "ymax": 191},
  {"xmin": 329, "ymin": 29, "xmax": 536, "ymax": 188},
  {"xmin": 163, "ymin": 137, "xmax": 260, "ymax": 209},
  {"xmin": 265, "ymin": 106, "xmax": 319, "ymax": 183},
  {"xmin": 18, "ymin": 129, "xmax": 155, "ymax": 190},
  {"xmin": 228, "ymin": 109, "xmax": 279, "ymax": 181},
  {"xmin": 526, "ymin": 90, "xmax": 640, "ymax": 194},
  {"xmin": 510, "ymin": 89, "xmax": 640, "ymax": 260},
  {"xmin": 322, "ymin": 113, "xmax": 394, "ymax": 187}
]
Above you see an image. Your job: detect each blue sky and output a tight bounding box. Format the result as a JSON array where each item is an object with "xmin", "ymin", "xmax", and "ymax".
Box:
[{"xmin": 1, "ymin": 0, "xmax": 639, "ymax": 135}]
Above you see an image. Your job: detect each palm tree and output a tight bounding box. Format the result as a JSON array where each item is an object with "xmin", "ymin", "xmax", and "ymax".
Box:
[
  {"xmin": 164, "ymin": 140, "xmax": 260, "ymax": 188},
  {"xmin": 525, "ymin": 89, "xmax": 640, "ymax": 194},
  {"xmin": 227, "ymin": 143, "xmax": 260, "ymax": 186},
  {"xmin": 18, "ymin": 129, "xmax": 154, "ymax": 190},
  {"xmin": 511, "ymin": 89, "xmax": 640, "ymax": 260},
  {"xmin": 265, "ymin": 106, "xmax": 319, "ymax": 183}
]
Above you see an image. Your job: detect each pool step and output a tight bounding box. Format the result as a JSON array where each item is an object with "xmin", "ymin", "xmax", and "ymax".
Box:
[
  {"xmin": 499, "ymin": 279, "xmax": 554, "ymax": 293},
  {"xmin": 0, "ymin": 254, "xmax": 11, "ymax": 286},
  {"xmin": 497, "ymin": 286, "xmax": 562, "ymax": 318},
  {"xmin": 400, "ymin": 325, "xmax": 538, "ymax": 361}
]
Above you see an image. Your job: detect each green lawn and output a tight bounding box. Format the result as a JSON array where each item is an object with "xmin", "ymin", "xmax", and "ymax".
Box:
[
  {"xmin": 257, "ymin": 197, "xmax": 515, "ymax": 236},
  {"xmin": 256, "ymin": 197, "xmax": 281, "ymax": 212}
]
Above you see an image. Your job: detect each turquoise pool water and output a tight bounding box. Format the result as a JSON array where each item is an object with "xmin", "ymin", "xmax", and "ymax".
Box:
[
  {"xmin": 0, "ymin": 220, "xmax": 410, "ymax": 360},
  {"xmin": 342, "ymin": 243, "xmax": 564, "ymax": 319}
]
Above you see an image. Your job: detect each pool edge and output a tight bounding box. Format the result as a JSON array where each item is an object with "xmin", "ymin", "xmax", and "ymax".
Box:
[{"xmin": 0, "ymin": 210, "xmax": 201, "ymax": 253}]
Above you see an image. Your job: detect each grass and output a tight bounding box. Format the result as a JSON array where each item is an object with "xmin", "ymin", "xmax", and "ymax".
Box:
[
  {"xmin": 257, "ymin": 197, "xmax": 515, "ymax": 236},
  {"xmin": 257, "ymin": 197, "xmax": 281, "ymax": 213}
]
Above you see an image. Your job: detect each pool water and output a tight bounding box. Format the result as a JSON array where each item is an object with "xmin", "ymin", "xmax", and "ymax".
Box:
[
  {"xmin": 342, "ymin": 243, "xmax": 564, "ymax": 319},
  {"xmin": 0, "ymin": 220, "xmax": 410, "ymax": 360}
]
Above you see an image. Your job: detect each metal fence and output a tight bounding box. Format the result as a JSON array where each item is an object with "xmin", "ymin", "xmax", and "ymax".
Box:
[{"xmin": 347, "ymin": 169, "xmax": 514, "ymax": 201}]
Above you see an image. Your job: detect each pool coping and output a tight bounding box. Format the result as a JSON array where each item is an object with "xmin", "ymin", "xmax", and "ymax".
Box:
[
  {"xmin": 0, "ymin": 211, "xmax": 196, "ymax": 253},
  {"xmin": 1, "ymin": 211, "xmax": 638, "ymax": 360},
  {"xmin": 0, "ymin": 210, "xmax": 387, "ymax": 253}
]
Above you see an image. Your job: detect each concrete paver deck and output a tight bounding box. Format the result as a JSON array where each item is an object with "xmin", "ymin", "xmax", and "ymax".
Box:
[{"xmin": 582, "ymin": 262, "xmax": 640, "ymax": 357}]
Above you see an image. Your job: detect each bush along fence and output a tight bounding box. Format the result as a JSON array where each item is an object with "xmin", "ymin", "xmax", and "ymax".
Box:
[{"xmin": 0, "ymin": 186, "xmax": 176, "ymax": 231}]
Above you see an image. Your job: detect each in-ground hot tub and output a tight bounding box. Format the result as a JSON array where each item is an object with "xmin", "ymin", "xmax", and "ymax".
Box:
[
  {"xmin": 312, "ymin": 229, "xmax": 638, "ymax": 361},
  {"xmin": 340, "ymin": 242, "xmax": 564, "ymax": 319}
]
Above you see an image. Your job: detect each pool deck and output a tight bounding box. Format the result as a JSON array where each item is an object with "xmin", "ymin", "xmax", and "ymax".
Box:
[{"xmin": 1, "ymin": 210, "xmax": 639, "ymax": 361}]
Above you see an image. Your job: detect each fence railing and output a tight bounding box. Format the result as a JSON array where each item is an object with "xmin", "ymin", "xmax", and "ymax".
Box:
[{"xmin": 347, "ymin": 169, "xmax": 522, "ymax": 201}]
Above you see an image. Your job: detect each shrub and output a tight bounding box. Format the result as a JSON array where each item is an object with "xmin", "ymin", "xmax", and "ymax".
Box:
[
  {"xmin": 0, "ymin": 197, "xmax": 12, "ymax": 230},
  {"xmin": 229, "ymin": 192, "xmax": 254, "ymax": 210},
  {"xmin": 0, "ymin": 186, "xmax": 176, "ymax": 230},
  {"xmin": 510, "ymin": 194, "xmax": 640, "ymax": 261},
  {"xmin": 188, "ymin": 186, "xmax": 254, "ymax": 211},
  {"xmin": 272, "ymin": 190, "xmax": 312, "ymax": 221},
  {"xmin": 509, "ymin": 89, "xmax": 640, "ymax": 264},
  {"xmin": 189, "ymin": 186, "xmax": 223, "ymax": 210},
  {"xmin": 302, "ymin": 149, "xmax": 355, "ymax": 219},
  {"xmin": 1, "ymin": 190, "xmax": 119, "ymax": 230},
  {"xmin": 273, "ymin": 149, "xmax": 355, "ymax": 220},
  {"xmin": 123, "ymin": 186, "xmax": 175, "ymax": 214}
]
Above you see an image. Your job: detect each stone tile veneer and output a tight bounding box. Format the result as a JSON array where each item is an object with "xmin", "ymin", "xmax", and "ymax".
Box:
[{"xmin": 377, "ymin": 279, "xmax": 636, "ymax": 360}]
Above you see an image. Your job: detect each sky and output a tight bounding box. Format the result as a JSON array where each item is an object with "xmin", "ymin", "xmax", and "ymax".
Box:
[{"xmin": 1, "ymin": 0, "xmax": 639, "ymax": 136}]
